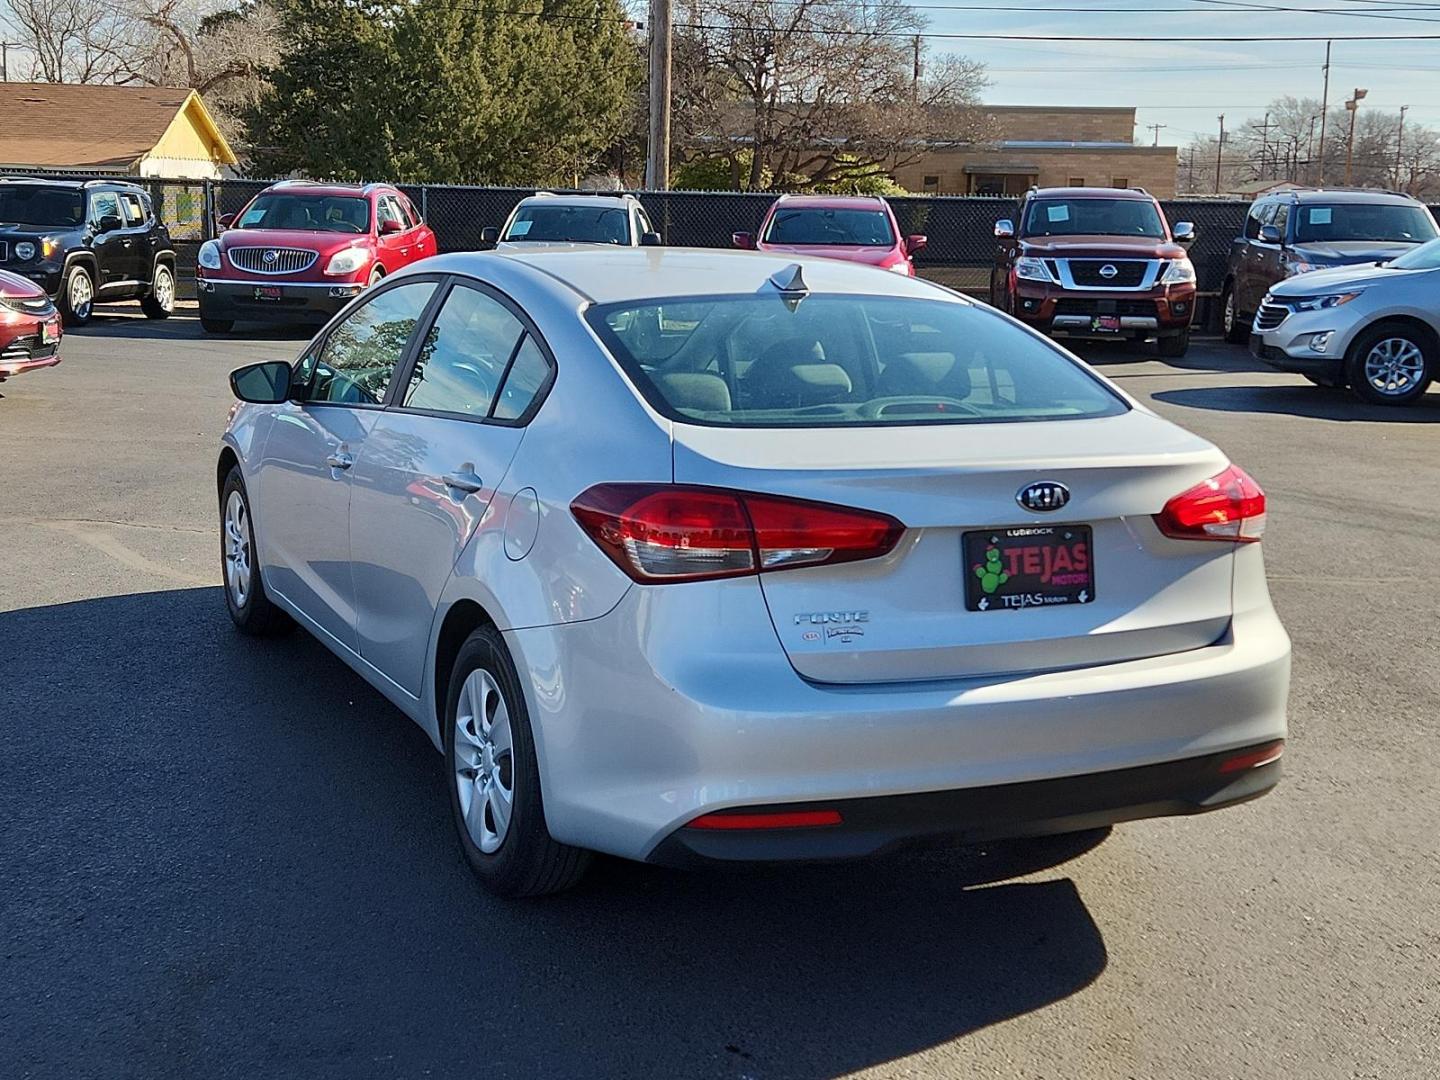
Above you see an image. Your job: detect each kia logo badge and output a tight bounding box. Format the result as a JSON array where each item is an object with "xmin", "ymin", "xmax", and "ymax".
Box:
[
  {"xmin": 263, "ymin": 249, "xmax": 279, "ymax": 264},
  {"xmin": 1099, "ymin": 263, "xmax": 1119, "ymax": 279},
  {"xmin": 1018, "ymin": 481, "xmax": 1070, "ymax": 513}
]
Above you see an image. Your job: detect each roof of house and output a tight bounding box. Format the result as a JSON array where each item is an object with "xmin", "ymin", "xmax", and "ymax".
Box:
[{"xmin": 0, "ymin": 82, "xmax": 236, "ymax": 169}]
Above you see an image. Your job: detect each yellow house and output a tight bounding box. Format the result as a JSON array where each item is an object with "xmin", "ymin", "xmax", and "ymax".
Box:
[{"xmin": 0, "ymin": 83, "xmax": 238, "ymax": 180}]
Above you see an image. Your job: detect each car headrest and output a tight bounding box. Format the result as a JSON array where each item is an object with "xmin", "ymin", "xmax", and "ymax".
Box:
[
  {"xmin": 656, "ymin": 372, "xmax": 732, "ymax": 414},
  {"xmin": 876, "ymin": 352, "xmax": 971, "ymax": 401}
]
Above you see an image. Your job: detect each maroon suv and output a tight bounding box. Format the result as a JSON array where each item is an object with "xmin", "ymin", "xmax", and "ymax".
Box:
[{"xmin": 990, "ymin": 187, "xmax": 1197, "ymax": 357}]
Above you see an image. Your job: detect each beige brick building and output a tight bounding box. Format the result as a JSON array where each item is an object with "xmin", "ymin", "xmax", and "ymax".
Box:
[{"xmin": 891, "ymin": 106, "xmax": 1178, "ymax": 198}]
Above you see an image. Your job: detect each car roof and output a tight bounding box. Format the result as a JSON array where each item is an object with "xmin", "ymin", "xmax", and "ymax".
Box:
[
  {"xmin": 1029, "ymin": 186, "xmax": 1154, "ymax": 201},
  {"xmin": 418, "ymin": 247, "xmax": 954, "ymax": 305},
  {"xmin": 0, "ymin": 176, "xmax": 141, "ymax": 191},
  {"xmin": 514, "ymin": 193, "xmax": 636, "ymax": 209},
  {"xmin": 260, "ymin": 181, "xmax": 386, "ymax": 199},
  {"xmin": 771, "ymin": 194, "xmax": 889, "ymax": 210},
  {"xmin": 1271, "ymin": 187, "xmax": 1421, "ymax": 205}
]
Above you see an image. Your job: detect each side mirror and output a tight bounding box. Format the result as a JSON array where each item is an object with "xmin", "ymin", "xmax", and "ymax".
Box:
[
  {"xmin": 97, "ymin": 214, "xmax": 123, "ymax": 233},
  {"xmin": 731, "ymin": 231, "xmax": 756, "ymax": 250},
  {"xmin": 1259, "ymin": 224, "xmax": 1282, "ymax": 244},
  {"xmin": 994, "ymin": 219, "xmax": 1015, "ymax": 239},
  {"xmin": 640, "ymin": 231, "xmax": 663, "ymax": 247},
  {"xmin": 480, "ymin": 226, "xmax": 500, "ymax": 246},
  {"xmin": 1172, "ymin": 221, "xmax": 1196, "ymax": 245},
  {"xmin": 217, "ymin": 212, "xmax": 236, "ymax": 230},
  {"xmin": 230, "ymin": 360, "xmax": 293, "ymax": 404},
  {"xmin": 379, "ymin": 218, "xmax": 404, "ymax": 235},
  {"xmin": 905, "ymin": 233, "xmax": 928, "ymax": 255}
]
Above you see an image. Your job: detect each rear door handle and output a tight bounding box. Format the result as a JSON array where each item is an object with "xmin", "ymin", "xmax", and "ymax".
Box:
[
  {"xmin": 443, "ymin": 466, "xmax": 484, "ymax": 494},
  {"xmin": 326, "ymin": 451, "xmax": 354, "ymax": 470}
]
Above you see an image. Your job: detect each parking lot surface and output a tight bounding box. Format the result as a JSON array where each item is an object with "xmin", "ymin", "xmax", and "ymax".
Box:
[{"xmin": 2, "ymin": 307, "xmax": 1437, "ymax": 1079}]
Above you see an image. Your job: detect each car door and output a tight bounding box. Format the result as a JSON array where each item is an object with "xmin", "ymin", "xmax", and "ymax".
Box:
[
  {"xmin": 1240, "ymin": 202, "xmax": 1278, "ymax": 314},
  {"xmin": 251, "ymin": 278, "xmax": 439, "ymax": 651},
  {"xmin": 112, "ymin": 192, "xmax": 151, "ymax": 289},
  {"xmin": 398, "ymin": 193, "xmax": 436, "ymax": 262},
  {"xmin": 375, "ymin": 194, "xmax": 415, "ymax": 270},
  {"xmin": 87, "ymin": 190, "xmax": 133, "ymax": 288},
  {"xmin": 348, "ymin": 279, "xmax": 555, "ymax": 695}
]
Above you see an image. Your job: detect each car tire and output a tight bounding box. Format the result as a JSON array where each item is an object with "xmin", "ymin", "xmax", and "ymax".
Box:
[
  {"xmin": 367, "ymin": 266, "xmax": 384, "ymax": 288},
  {"xmin": 59, "ymin": 263, "xmax": 95, "ymax": 326},
  {"xmin": 444, "ymin": 625, "xmax": 590, "ymax": 898},
  {"xmin": 220, "ymin": 466, "xmax": 293, "ymax": 636},
  {"xmin": 1220, "ymin": 283, "xmax": 1247, "ymax": 344},
  {"xmin": 1345, "ymin": 322, "xmax": 1435, "ymax": 406},
  {"xmin": 141, "ymin": 262, "xmax": 175, "ymax": 319},
  {"xmin": 201, "ymin": 317, "xmax": 234, "ymax": 334},
  {"xmin": 1158, "ymin": 329, "xmax": 1190, "ymax": 358}
]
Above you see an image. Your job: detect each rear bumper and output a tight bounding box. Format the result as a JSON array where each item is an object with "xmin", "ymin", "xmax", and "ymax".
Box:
[
  {"xmin": 196, "ymin": 277, "xmax": 359, "ymax": 324},
  {"xmin": 649, "ymin": 744, "xmax": 1282, "ymax": 865}
]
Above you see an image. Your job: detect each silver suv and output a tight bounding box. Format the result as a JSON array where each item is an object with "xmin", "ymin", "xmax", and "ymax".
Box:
[
  {"xmin": 1250, "ymin": 237, "xmax": 1440, "ymax": 405},
  {"xmin": 481, "ymin": 192, "xmax": 661, "ymax": 249}
]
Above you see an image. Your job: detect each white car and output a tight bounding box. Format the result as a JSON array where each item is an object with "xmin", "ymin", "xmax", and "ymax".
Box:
[
  {"xmin": 480, "ymin": 192, "xmax": 661, "ymax": 249},
  {"xmin": 219, "ymin": 248, "xmax": 1291, "ymax": 896}
]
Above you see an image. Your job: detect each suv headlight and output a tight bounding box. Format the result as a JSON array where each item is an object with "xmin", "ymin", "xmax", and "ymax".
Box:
[
  {"xmin": 1291, "ymin": 291, "xmax": 1363, "ymax": 312},
  {"xmin": 1161, "ymin": 258, "xmax": 1196, "ymax": 284},
  {"xmin": 14, "ymin": 241, "xmax": 36, "ymax": 261},
  {"xmin": 1283, "ymin": 257, "xmax": 1318, "ymax": 277},
  {"xmin": 324, "ymin": 247, "xmax": 370, "ymax": 276},
  {"xmin": 1014, "ymin": 256, "xmax": 1055, "ymax": 283},
  {"xmin": 197, "ymin": 240, "xmax": 222, "ymax": 270}
]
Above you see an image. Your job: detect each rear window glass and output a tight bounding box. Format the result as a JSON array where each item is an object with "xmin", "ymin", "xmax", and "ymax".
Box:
[
  {"xmin": 505, "ymin": 204, "xmax": 630, "ymax": 244},
  {"xmin": 1293, "ymin": 202, "xmax": 1436, "ymax": 243},
  {"xmin": 1024, "ymin": 198, "xmax": 1166, "ymax": 238},
  {"xmin": 587, "ymin": 294, "xmax": 1127, "ymax": 428},
  {"xmin": 764, "ymin": 209, "xmax": 894, "ymax": 247}
]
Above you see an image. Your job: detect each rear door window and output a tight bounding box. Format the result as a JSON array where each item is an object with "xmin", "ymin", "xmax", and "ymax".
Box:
[
  {"xmin": 402, "ymin": 284, "xmax": 524, "ymax": 417},
  {"xmin": 120, "ymin": 193, "xmax": 146, "ymax": 227}
]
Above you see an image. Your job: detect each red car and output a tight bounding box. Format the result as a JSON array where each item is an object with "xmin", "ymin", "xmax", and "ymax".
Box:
[
  {"xmin": 732, "ymin": 194, "xmax": 927, "ymax": 275},
  {"xmin": 196, "ymin": 181, "xmax": 437, "ymax": 333},
  {"xmin": 0, "ymin": 268, "xmax": 62, "ymax": 383}
]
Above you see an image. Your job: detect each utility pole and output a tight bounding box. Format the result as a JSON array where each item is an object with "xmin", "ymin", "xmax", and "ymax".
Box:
[
  {"xmin": 1215, "ymin": 114, "xmax": 1225, "ymax": 194},
  {"xmin": 1317, "ymin": 41, "xmax": 1332, "ymax": 183},
  {"xmin": 1343, "ymin": 87, "xmax": 1367, "ymax": 186},
  {"xmin": 0, "ymin": 41, "xmax": 17, "ymax": 81},
  {"xmin": 1256, "ymin": 111, "xmax": 1273, "ymax": 178},
  {"xmin": 1146, "ymin": 122, "xmax": 1167, "ymax": 147},
  {"xmin": 645, "ymin": 0, "xmax": 672, "ymax": 191},
  {"xmin": 912, "ymin": 35, "xmax": 922, "ymax": 100},
  {"xmin": 1395, "ymin": 104, "xmax": 1409, "ymax": 192}
]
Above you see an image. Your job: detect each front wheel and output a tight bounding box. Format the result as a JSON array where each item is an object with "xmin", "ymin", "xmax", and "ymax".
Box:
[
  {"xmin": 1158, "ymin": 329, "xmax": 1191, "ymax": 358},
  {"xmin": 445, "ymin": 626, "xmax": 590, "ymax": 897},
  {"xmin": 60, "ymin": 264, "xmax": 94, "ymax": 325},
  {"xmin": 1220, "ymin": 283, "xmax": 1247, "ymax": 344},
  {"xmin": 1346, "ymin": 323, "xmax": 1434, "ymax": 406},
  {"xmin": 141, "ymin": 263, "xmax": 175, "ymax": 319}
]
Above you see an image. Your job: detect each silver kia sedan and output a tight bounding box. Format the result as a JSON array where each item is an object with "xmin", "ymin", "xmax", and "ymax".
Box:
[{"xmin": 219, "ymin": 248, "xmax": 1290, "ymax": 896}]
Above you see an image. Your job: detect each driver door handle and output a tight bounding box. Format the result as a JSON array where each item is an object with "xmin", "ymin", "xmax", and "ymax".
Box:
[
  {"xmin": 443, "ymin": 466, "xmax": 484, "ymax": 494},
  {"xmin": 326, "ymin": 451, "xmax": 354, "ymax": 470}
]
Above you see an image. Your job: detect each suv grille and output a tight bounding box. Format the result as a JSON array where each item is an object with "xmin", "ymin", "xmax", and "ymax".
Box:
[
  {"xmin": 1065, "ymin": 260, "xmax": 1150, "ymax": 288},
  {"xmin": 1054, "ymin": 298, "xmax": 1158, "ymax": 317},
  {"xmin": 227, "ymin": 246, "xmax": 319, "ymax": 274},
  {"xmin": 1255, "ymin": 303, "xmax": 1289, "ymax": 332}
]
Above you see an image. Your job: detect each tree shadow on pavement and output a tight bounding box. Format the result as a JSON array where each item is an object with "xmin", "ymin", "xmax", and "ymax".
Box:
[
  {"xmin": 1153, "ymin": 383, "xmax": 1440, "ymax": 422},
  {"xmin": 1, "ymin": 588, "xmax": 1109, "ymax": 1080}
]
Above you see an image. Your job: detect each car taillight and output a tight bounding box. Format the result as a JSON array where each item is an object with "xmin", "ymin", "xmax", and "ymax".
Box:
[
  {"xmin": 570, "ymin": 484, "xmax": 904, "ymax": 583},
  {"xmin": 1155, "ymin": 464, "xmax": 1266, "ymax": 543}
]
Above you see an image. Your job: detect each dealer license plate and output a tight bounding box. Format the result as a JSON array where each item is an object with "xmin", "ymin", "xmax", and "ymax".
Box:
[
  {"xmin": 253, "ymin": 286, "xmax": 284, "ymax": 301},
  {"xmin": 963, "ymin": 525, "xmax": 1095, "ymax": 612},
  {"xmin": 1091, "ymin": 315, "xmax": 1122, "ymax": 333}
]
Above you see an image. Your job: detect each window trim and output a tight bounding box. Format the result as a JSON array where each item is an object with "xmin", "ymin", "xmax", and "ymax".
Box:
[{"xmin": 388, "ymin": 275, "xmax": 558, "ymax": 428}]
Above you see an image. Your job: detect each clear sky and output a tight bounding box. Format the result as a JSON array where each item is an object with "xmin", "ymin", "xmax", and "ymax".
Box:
[{"xmin": 914, "ymin": 1, "xmax": 1440, "ymax": 145}]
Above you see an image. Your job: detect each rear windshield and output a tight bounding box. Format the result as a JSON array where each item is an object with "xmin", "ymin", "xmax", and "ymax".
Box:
[
  {"xmin": 505, "ymin": 204, "xmax": 630, "ymax": 245},
  {"xmin": 237, "ymin": 194, "xmax": 370, "ymax": 233},
  {"xmin": 764, "ymin": 208, "xmax": 894, "ymax": 247},
  {"xmin": 1293, "ymin": 202, "xmax": 1436, "ymax": 244},
  {"xmin": 587, "ymin": 294, "xmax": 1127, "ymax": 428},
  {"xmin": 1024, "ymin": 198, "xmax": 1166, "ymax": 239},
  {"xmin": 0, "ymin": 185, "xmax": 84, "ymax": 226}
]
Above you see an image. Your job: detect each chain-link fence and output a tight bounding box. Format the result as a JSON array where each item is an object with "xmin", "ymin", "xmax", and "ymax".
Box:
[{"xmin": 15, "ymin": 172, "xmax": 1435, "ymax": 326}]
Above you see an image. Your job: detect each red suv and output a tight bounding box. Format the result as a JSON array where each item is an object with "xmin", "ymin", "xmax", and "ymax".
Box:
[
  {"xmin": 196, "ymin": 181, "xmax": 436, "ymax": 333},
  {"xmin": 0, "ymin": 267, "xmax": 62, "ymax": 383},
  {"xmin": 732, "ymin": 194, "xmax": 926, "ymax": 275},
  {"xmin": 991, "ymin": 187, "xmax": 1197, "ymax": 357}
]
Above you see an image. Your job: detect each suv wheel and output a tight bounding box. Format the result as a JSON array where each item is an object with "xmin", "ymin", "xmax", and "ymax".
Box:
[
  {"xmin": 1346, "ymin": 323, "xmax": 1434, "ymax": 406},
  {"xmin": 1220, "ymin": 283, "xmax": 1247, "ymax": 344},
  {"xmin": 60, "ymin": 264, "xmax": 95, "ymax": 325},
  {"xmin": 1158, "ymin": 329, "xmax": 1191, "ymax": 358},
  {"xmin": 141, "ymin": 263, "xmax": 175, "ymax": 319}
]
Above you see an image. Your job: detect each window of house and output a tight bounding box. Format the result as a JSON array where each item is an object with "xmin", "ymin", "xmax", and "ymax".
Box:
[
  {"xmin": 922, "ymin": 175, "xmax": 940, "ymax": 191},
  {"xmin": 1112, "ymin": 177, "xmax": 1130, "ymax": 189},
  {"xmin": 1068, "ymin": 177, "xmax": 1085, "ymax": 187}
]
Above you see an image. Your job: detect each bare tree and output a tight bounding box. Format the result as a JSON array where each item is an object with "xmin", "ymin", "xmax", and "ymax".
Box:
[
  {"xmin": 673, "ymin": 0, "xmax": 989, "ymax": 191},
  {"xmin": 3, "ymin": 0, "xmax": 144, "ymax": 82}
]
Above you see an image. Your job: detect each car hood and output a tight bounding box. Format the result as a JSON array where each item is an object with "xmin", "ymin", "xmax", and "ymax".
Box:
[
  {"xmin": 1020, "ymin": 235, "xmax": 1185, "ymax": 259},
  {"xmin": 1288, "ymin": 240, "xmax": 1420, "ymax": 265},
  {"xmin": 0, "ymin": 266, "xmax": 49, "ymax": 298},
  {"xmin": 1270, "ymin": 261, "xmax": 1428, "ymax": 296},
  {"xmin": 218, "ymin": 229, "xmax": 365, "ymax": 254},
  {"xmin": 755, "ymin": 242, "xmax": 901, "ymax": 266},
  {"xmin": 0, "ymin": 223, "xmax": 75, "ymax": 239}
]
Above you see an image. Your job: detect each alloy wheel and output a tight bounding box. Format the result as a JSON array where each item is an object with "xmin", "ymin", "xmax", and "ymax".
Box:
[
  {"xmin": 70, "ymin": 272, "xmax": 93, "ymax": 320},
  {"xmin": 154, "ymin": 267, "xmax": 175, "ymax": 311},
  {"xmin": 1362, "ymin": 337, "xmax": 1426, "ymax": 397},
  {"xmin": 453, "ymin": 669, "xmax": 516, "ymax": 854},
  {"xmin": 223, "ymin": 490, "xmax": 252, "ymax": 607}
]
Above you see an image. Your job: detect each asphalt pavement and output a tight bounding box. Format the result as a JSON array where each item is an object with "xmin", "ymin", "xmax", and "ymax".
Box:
[{"xmin": 2, "ymin": 304, "xmax": 1437, "ymax": 1079}]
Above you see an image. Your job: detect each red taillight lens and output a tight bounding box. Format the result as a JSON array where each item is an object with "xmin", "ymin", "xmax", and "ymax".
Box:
[
  {"xmin": 570, "ymin": 484, "xmax": 904, "ymax": 583},
  {"xmin": 687, "ymin": 809, "xmax": 843, "ymax": 830},
  {"xmin": 1155, "ymin": 464, "xmax": 1266, "ymax": 543}
]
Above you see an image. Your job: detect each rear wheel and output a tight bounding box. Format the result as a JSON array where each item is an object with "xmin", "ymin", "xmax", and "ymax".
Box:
[
  {"xmin": 445, "ymin": 625, "xmax": 590, "ymax": 897},
  {"xmin": 60, "ymin": 264, "xmax": 94, "ymax": 325},
  {"xmin": 220, "ymin": 467, "xmax": 293, "ymax": 636},
  {"xmin": 141, "ymin": 263, "xmax": 175, "ymax": 319},
  {"xmin": 201, "ymin": 316, "xmax": 233, "ymax": 334},
  {"xmin": 1158, "ymin": 329, "xmax": 1190, "ymax": 358},
  {"xmin": 1220, "ymin": 283, "xmax": 1247, "ymax": 344},
  {"xmin": 1346, "ymin": 323, "xmax": 1434, "ymax": 406}
]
